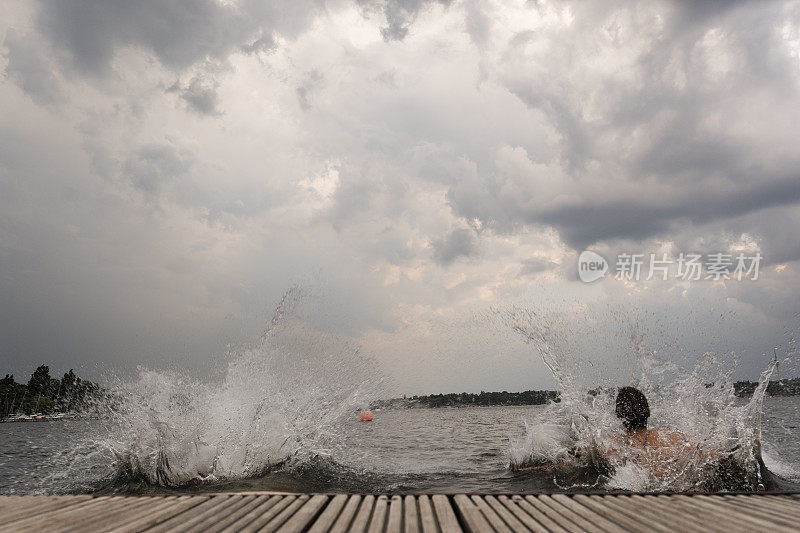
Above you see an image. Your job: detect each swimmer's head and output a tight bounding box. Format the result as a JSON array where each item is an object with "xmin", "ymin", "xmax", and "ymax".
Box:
[{"xmin": 615, "ymin": 386, "xmax": 649, "ymax": 432}]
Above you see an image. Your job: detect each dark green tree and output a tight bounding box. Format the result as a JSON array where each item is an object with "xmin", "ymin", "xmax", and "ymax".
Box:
[
  {"xmin": 60, "ymin": 370, "xmax": 77, "ymax": 391},
  {"xmin": 27, "ymin": 365, "xmax": 52, "ymax": 397}
]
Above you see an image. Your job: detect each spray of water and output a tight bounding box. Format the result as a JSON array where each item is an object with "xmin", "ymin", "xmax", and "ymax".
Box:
[
  {"xmin": 47, "ymin": 287, "xmax": 385, "ymax": 491},
  {"xmin": 502, "ymin": 305, "xmax": 783, "ymax": 492}
]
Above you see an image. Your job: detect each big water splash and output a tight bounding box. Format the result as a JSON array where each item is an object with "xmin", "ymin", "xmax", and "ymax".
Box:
[
  {"xmin": 503, "ymin": 305, "xmax": 788, "ymax": 492},
  {"xmin": 47, "ymin": 288, "xmax": 385, "ymax": 492}
]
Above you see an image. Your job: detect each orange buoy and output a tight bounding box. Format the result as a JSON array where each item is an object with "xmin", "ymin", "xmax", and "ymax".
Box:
[{"xmin": 359, "ymin": 410, "xmax": 373, "ymax": 422}]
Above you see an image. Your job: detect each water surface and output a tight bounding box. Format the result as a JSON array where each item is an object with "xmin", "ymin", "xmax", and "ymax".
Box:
[{"xmin": 2, "ymin": 398, "xmax": 798, "ymax": 494}]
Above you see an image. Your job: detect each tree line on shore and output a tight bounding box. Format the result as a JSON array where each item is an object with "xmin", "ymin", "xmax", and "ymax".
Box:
[
  {"xmin": 377, "ymin": 379, "xmax": 800, "ymax": 409},
  {"xmin": 377, "ymin": 389, "xmax": 560, "ymax": 409},
  {"xmin": 0, "ymin": 365, "xmax": 100, "ymax": 416},
  {"xmin": 733, "ymin": 378, "xmax": 800, "ymax": 397}
]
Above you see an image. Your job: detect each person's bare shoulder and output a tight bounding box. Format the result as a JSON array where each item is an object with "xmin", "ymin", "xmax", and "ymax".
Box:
[{"xmin": 651, "ymin": 429, "xmax": 692, "ymax": 449}]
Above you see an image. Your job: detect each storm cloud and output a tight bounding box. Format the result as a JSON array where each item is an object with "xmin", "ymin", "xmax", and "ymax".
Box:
[{"xmin": 1, "ymin": 0, "xmax": 799, "ymax": 393}]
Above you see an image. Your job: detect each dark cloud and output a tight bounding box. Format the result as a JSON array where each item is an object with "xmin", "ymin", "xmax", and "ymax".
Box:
[
  {"xmin": 539, "ymin": 174, "xmax": 800, "ymax": 250},
  {"xmin": 671, "ymin": 0, "xmax": 758, "ymax": 23},
  {"xmin": 177, "ymin": 76, "xmax": 221, "ymax": 116},
  {"xmin": 445, "ymin": 166, "xmax": 800, "ymax": 252},
  {"xmin": 36, "ymin": 0, "xmax": 244, "ymax": 73},
  {"xmin": 34, "ymin": 0, "xmax": 320, "ymax": 75},
  {"xmin": 240, "ymin": 34, "xmax": 277, "ymax": 55},
  {"xmin": 464, "ymin": 0, "xmax": 491, "ymax": 49},
  {"xmin": 440, "ymin": 0, "xmax": 800, "ymax": 252},
  {"xmin": 358, "ymin": 0, "xmax": 454, "ymax": 42},
  {"xmin": 432, "ymin": 228, "xmax": 477, "ymax": 265}
]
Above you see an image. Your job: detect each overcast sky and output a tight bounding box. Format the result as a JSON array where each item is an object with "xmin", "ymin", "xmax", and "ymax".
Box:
[{"xmin": 1, "ymin": 0, "xmax": 800, "ymax": 394}]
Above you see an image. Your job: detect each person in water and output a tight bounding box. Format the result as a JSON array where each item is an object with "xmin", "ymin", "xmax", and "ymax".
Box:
[
  {"xmin": 610, "ymin": 386, "xmax": 712, "ymax": 477},
  {"xmin": 514, "ymin": 386, "xmax": 712, "ymax": 477}
]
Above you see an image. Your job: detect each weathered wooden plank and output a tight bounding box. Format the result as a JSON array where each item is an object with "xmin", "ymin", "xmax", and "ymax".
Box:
[
  {"xmin": 508, "ymin": 495, "xmax": 571, "ymax": 533},
  {"xmin": 416, "ymin": 495, "xmax": 438, "ymax": 533},
  {"xmin": 145, "ymin": 495, "xmax": 236, "ymax": 533},
  {"xmin": 236, "ymin": 495, "xmax": 299, "ymax": 533},
  {"xmin": 254, "ymin": 494, "xmax": 310, "ymax": 533},
  {"xmin": 151, "ymin": 494, "xmax": 245, "ymax": 533},
  {"xmin": 61, "ymin": 496, "xmax": 178, "ymax": 533},
  {"xmin": 23, "ymin": 496, "xmax": 134, "ymax": 533},
  {"xmin": 482, "ymin": 495, "xmax": 531, "ymax": 533},
  {"xmin": 639, "ymin": 495, "xmax": 731, "ymax": 533},
  {"xmin": 402, "ymin": 495, "xmax": 419, "ymax": 533},
  {"xmin": 308, "ymin": 494, "xmax": 349, "ymax": 533},
  {"xmin": 724, "ymin": 494, "xmax": 800, "ymax": 521},
  {"xmin": 431, "ymin": 495, "xmax": 461, "ymax": 533},
  {"xmin": 673, "ymin": 495, "xmax": 796, "ymax": 533},
  {"xmin": 570, "ymin": 495, "xmax": 652, "ymax": 533},
  {"xmin": 0, "ymin": 496, "xmax": 71, "ymax": 528},
  {"xmin": 203, "ymin": 496, "xmax": 279, "ymax": 533},
  {"xmin": 691, "ymin": 495, "xmax": 798, "ymax": 529},
  {"xmin": 2, "ymin": 496, "xmax": 113, "ymax": 531},
  {"xmin": 348, "ymin": 494, "xmax": 376, "ymax": 533},
  {"xmin": 220, "ymin": 495, "xmax": 287, "ymax": 533},
  {"xmin": 624, "ymin": 495, "xmax": 709, "ymax": 532},
  {"xmin": 0, "ymin": 495, "xmax": 93, "ymax": 526},
  {"xmin": 367, "ymin": 495, "xmax": 389, "ymax": 533},
  {"xmin": 385, "ymin": 495, "xmax": 402, "ymax": 533},
  {"xmin": 622, "ymin": 494, "xmax": 703, "ymax": 531},
  {"xmin": 550, "ymin": 495, "xmax": 627, "ymax": 533},
  {"xmin": 536, "ymin": 495, "xmax": 609, "ymax": 533},
  {"xmin": 110, "ymin": 496, "xmax": 209, "ymax": 533},
  {"xmin": 222, "ymin": 494, "xmax": 296, "ymax": 533},
  {"xmin": 645, "ymin": 496, "xmax": 738, "ymax": 533},
  {"xmin": 675, "ymin": 497, "xmax": 796, "ymax": 531},
  {"xmin": 525, "ymin": 495, "xmax": 600, "ymax": 533},
  {"xmin": 724, "ymin": 494, "xmax": 800, "ymax": 520},
  {"xmin": 688, "ymin": 495, "xmax": 798, "ymax": 530},
  {"xmin": 0, "ymin": 496, "xmax": 56, "ymax": 514},
  {"xmin": 0, "ymin": 496, "xmax": 84, "ymax": 519},
  {"xmin": 496, "ymin": 495, "xmax": 550, "ymax": 533},
  {"xmin": 329, "ymin": 495, "xmax": 362, "ymax": 533},
  {"xmin": 95, "ymin": 496, "xmax": 186, "ymax": 531},
  {"xmin": 277, "ymin": 494, "xmax": 328, "ymax": 533},
  {"xmin": 584, "ymin": 495, "xmax": 672, "ymax": 533},
  {"xmin": 183, "ymin": 495, "xmax": 262, "ymax": 533},
  {"xmin": 1, "ymin": 495, "xmax": 108, "ymax": 529},
  {"xmin": 468, "ymin": 495, "xmax": 512, "ymax": 533},
  {"xmin": 453, "ymin": 494, "xmax": 491, "ymax": 533}
]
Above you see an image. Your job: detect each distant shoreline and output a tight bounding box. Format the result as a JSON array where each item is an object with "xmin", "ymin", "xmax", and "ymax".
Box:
[
  {"xmin": 374, "ymin": 390, "xmax": 560, "ymax": 409},
  {"xmin": 1, "ymin": 365, "xmax": 100, "ymax": 420},
  {"xmin": 375, "ymin": 379, "xmax": 800, "ymax": 409},
  {"xmin": 734, "ymin": 378, "xmax": 800, "ymax": 397}
]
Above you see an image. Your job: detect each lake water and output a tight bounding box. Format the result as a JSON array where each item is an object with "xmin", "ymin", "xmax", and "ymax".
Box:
[{"xmin": 2, "ymin": 397, "xmax": 799, "ymax": 495}]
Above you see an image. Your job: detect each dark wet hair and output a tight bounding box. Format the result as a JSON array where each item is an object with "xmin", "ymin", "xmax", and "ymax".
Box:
[{"xmin": 615, "ymin": 386, "xmax": 649, "ymax": 431}]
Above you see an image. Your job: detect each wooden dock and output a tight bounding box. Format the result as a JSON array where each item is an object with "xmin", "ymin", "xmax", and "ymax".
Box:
[{"xmin": 1, "ymin": 493, "xmax": 798, "ymax": 532}]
